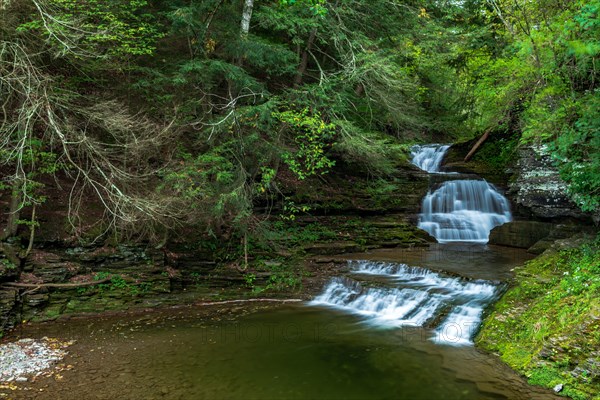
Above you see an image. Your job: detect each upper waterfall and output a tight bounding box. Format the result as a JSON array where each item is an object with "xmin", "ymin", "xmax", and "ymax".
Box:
[
  {"xmin": 411, "ymin": 143, "xmax": 512, "ymax": 243},
  {"xmin": 410, "ymin": 144, "xmax": 451, "ymax": 173}
]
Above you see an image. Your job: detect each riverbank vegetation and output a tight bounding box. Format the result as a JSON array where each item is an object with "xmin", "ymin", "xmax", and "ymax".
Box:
[{"xmin": 478, "ymin": 235, "xmax": 600, "ymax": 399}]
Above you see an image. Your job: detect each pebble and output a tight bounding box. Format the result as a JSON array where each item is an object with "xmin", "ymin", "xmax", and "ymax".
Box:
[{"xmin": 0, "ymin": 338, "xmax": 72, "ymax": 383}]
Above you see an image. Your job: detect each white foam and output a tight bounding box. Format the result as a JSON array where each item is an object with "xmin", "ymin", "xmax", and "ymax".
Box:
[
  {"xmin": 418, "ymin": 180, "xmax": 512, "ymax": 243},
  {"xmin": 410, "ymin": 144, "xmax": 451, "ymax": 173},
  {"xmin": 310, "ymin": 261, "xmax": 499, "ymax": 345}
]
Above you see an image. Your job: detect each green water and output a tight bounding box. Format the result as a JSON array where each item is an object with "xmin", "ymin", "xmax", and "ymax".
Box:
[
  {"xmin": 9, "ymin": 304, "xmax": 556, "ymax": 399},
  {"xmin": 6, "ymin": 245, "xmax": 558, "ymax": 399}
]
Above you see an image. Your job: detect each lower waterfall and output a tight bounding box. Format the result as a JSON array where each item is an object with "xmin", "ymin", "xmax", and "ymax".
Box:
[{"xmin": 311, "ymin": 260, "xmax": 500, "ymax": 346}]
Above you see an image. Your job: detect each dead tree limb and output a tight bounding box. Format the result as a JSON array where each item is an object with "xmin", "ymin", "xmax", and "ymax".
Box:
[
  {"xmin": 464, "ymin": 129, "xmax": 491, "ymax": 162},
  {"xmin": 194, "ymin": 298, "xmax": 303, "ymax": 307},
  {"xmin": 4, "ymin": 277, "xmax": 111, "ymax": 289}
]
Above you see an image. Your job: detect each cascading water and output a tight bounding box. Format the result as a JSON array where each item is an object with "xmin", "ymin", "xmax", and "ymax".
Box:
[
  {"xmin": 311, "ymin": 260, "xmax": 500, "ymax": 345},
  {"xmin": 309, "ymin": 143, "xmax": 513, "ymax": 347},
  {"xmin": 411, "ymin": 144, "xmax": 512, "ymax": 243},
  {"xmin": 419, "ymin": 180, "xmax": 512, "ymax": 243},
  {"xmin": 410, "ymin": 144, "xmax": 450, "ymax": 173}
]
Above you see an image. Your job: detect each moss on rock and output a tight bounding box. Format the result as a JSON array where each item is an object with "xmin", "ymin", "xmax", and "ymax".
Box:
[{"xmin": 477, "ymin": 234, "xmax": 600, "ymax": 400}]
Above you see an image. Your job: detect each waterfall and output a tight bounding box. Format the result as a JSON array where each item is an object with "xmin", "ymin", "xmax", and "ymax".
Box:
[
  {"xmin": 311, "ymin": 261, "xmax": 499, "ymax": 345},
  {"xmin": 411, "ymin": 144, "xmax": 512, "ymax": 243},
  {"xmin": 410, "ymin": 144, "xmax": 450, "ymax": 173},
  {"xmin": 418, "ymin": 180, "xmax": 512, "ymax": 243},
  {"xmin": 309, "ymin": 143, "xmax": 513, "ymax": 346}
]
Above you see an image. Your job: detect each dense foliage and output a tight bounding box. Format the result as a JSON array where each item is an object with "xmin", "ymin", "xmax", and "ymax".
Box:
[
  {"xmin": 478, "ymin": 236, "xmax": 600, "ymax": 399},
  {"xmin": 1, "ymin": 0, "xmax": 598, "ymax": 244},
  {"xmin": 465, "ymin": 0, "xmax": 600, "ymax": 212}
]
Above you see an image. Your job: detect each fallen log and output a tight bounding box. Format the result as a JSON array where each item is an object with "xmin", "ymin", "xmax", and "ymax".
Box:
[
  {"xmin": 464, "ymin": 129, "xmax": 490, "ymax": 162},
  {"xmin": 194, "ymin": 298, "xmax": 304, "ymax": 307},
  {"xmin": 3, "ymin": 277, "xmax": 111, "ymax": 289}
]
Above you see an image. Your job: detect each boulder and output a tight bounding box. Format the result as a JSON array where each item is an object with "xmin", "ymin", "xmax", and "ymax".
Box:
[
  {"xmin": 509, "ymin": 145, "xmax": 591, "ymax": 220},
  {"xmin": 489, "ymin": 221, "xmax": 554, "ymax": 248},
  {"xmin": 490, "ymin": 221, "xmax": 597, "ymax": 252}
]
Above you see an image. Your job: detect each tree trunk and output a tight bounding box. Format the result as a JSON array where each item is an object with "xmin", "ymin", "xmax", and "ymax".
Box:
[
  {"xmin": 229, "ymin": 0, "xmax": 254, "ymax": 95},
  {"xmin": 2, "ymin": 179, "xmax": 22, "ymax": 240},
  {"xmin": 294, "ymin": 28, "xmax": 317, "ymax": 87},
  {"xmin": 22, "ymin": 204, "xmax": 36, "ymax": 258},
  {"xmin": 240, "ymin": 0, "xmax": 254, "ymax": 38},
  {"xmin": 488, "ymin": 0, "xmax": 515, "ymax": 36}
]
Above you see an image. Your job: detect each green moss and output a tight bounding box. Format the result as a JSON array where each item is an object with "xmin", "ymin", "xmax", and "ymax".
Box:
[
  {"xmin": 477, "ymin": 237, "xmax": 600, "ymax": 399},
  {"xmin": 32, "ymin": 305, "xmax": 64, "ymax": 322}
]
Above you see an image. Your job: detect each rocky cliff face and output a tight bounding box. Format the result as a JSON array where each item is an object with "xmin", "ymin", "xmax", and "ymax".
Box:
[
  {"xmin": 281, "ymin": 160, "xmax": 431, "ymax": 217},
  {"xmin": 0, "ymin": 213, "xmax": 435, "ymax": 336},
  {"xmin": 444, "ymin": 140, "xmax": 597, "ymax": 250},
  {"xmin": 484, "ymin": 143, "xmax": 598, "ymax": 251},
  {"xmin": 446, "ymin": 139, "xmax": 595, "ymax": 223},
  {"xmin": 509, "ymin": 145, "xmax": 592, "ymax": 221}
]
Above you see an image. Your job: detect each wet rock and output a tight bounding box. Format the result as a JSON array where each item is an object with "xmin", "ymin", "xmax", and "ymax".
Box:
[
  {"xmin": 548, "ymin": 235, "xmax": 592, "ymax": 253},
  {"xmin": 489, "ymin": 221, "xmax": 553, "ymax": 248},
  {"xmin": 312, "ymin": 257, "xmax": 335, "ymax": 264},
  {"xmin": 489, "ymin": 221, "xmax": 596, "ymax": 251},
  {"xmin": 27, "ymin": 250, "xmax": 80, "ymax": 283},
  {"xmin": 24, "ymin": 292, "xmax": 50, "ymax": 307},
  {"xmin": 509, "ymin": 145, "xmax": 593, "ymax": 221},
  {"xmin": 0, "ymin": 288, "xmax": 19, "ymax": 333},
  {"xmin": 526, "ymin": 239, "xmax": 556, "ymax": 255},
  {"xmin": 442, "ymin": 140, "xmax": 512, "ymax": 185},
  {"xmin": 304, "ymin": 241, "xmax": 363, "ymax": 255}
]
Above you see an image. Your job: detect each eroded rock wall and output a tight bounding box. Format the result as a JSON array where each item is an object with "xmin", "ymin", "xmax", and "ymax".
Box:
[{"xmin": 509, "ymin": 145, "xmax": 591, "ymax": 221}]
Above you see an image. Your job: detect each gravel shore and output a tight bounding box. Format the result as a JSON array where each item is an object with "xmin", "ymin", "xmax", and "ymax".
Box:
[{"xmin": 0, "ymin": 338, "xmax": 72, "ymax": 383}]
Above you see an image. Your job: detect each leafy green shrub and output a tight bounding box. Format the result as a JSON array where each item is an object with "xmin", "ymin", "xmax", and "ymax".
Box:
[{"xmin": 274, "ymin": 107, "xmax": 336, "ymax": 180}]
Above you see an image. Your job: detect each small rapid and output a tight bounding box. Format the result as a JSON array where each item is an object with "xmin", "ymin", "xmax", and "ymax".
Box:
[
  {"xmin": 311, "ymin": 260, "xmax": 500, "ymax": 345},
  {"xmin": 411, "ymin": 144, "xmax": 512, "ymax": 243}
]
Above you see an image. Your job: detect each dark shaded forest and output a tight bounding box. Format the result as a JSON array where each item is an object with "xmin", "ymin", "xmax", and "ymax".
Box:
[{"xmin": 2, "ymin": 0, "xmax": 597, "ymax": 245}]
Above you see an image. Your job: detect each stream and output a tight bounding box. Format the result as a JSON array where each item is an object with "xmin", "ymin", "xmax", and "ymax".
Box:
[
  {"xmin": 1, "ymin": 144, "xmax": 559, "ymax": 399},
  {"xmin": 3, "ymin": 245, "xmax": 557, "ymax": 400}
]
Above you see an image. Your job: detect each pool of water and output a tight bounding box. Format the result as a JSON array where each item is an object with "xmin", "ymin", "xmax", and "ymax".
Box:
[
  {"xmin": 4, "ymin": 244, "xmax": 557, "ymax": 400},
  {"xmin": 337, "ymin": 243, "xmax": 535, "ymax": 281}
]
